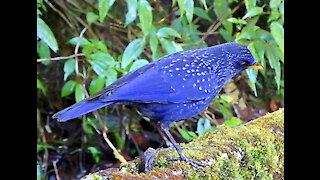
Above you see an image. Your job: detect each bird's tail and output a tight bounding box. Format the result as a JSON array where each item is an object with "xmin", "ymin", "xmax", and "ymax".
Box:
[{"xmin": 52, "ymin": 100, "xmax": 114, "ymax": 122}]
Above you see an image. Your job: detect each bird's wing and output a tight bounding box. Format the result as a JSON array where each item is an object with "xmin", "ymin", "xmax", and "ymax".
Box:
[{"xmin": 90, "ymin": 51, "xmax": 219, "ymax": 104}]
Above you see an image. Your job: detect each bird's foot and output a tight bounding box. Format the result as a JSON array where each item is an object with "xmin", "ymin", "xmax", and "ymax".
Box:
[
  {"xmin": 158, "ymin": 146, "xmax": 200, "ymax": 152},
  {"xmin": 143, "ymin": 146, "xmax": 203, "ymax": 172},
  {"xmin": 164, "ymin": 154, "xmax": 208, "ymax": 168}
]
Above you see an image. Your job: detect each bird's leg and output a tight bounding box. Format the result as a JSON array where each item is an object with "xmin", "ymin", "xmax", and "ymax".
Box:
[
  {"xmin": 160, "ymin": 123, "xmax": 208, "ymax": 167},
  {"xmin": 155, "ymin": 122, "xmax": 199, "ymax": 151}
]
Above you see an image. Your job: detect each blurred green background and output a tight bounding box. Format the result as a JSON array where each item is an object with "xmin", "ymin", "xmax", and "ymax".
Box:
[{"xmin": 37, "ymin": 0, "xmax": 284, "ymax": 179}]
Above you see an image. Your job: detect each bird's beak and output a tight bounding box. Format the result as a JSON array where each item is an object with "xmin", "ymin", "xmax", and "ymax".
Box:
[{"xmin": 248, "ymin": 63, "xmax": 264, "ymax": 70}]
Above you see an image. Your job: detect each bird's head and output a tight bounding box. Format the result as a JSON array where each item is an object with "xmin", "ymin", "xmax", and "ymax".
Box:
[{"xmin": 214, "ymin": 43, "xmax": 263, "ymax": 76}]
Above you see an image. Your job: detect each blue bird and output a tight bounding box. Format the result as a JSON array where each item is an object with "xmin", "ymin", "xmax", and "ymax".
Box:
[{"xmin": 52, "ymin": 42, "xmax": 263, "ymax": 167}]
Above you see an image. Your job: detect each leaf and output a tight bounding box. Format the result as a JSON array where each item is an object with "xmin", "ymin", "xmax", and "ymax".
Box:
[
  {"xmin": 178, "ymin": 128, "xmax": 197, "ymax": 141},
  {"xmin": 270, "ymin": 0, "xmax": 281, "ymax": 9},
  {"xmin": 105, "ymin": 68, "xmax": 118, "ymax": 86},
  {"xmin": 157, "ymin": 27, "xmax": 181, "ymax": 38},
  {"xmin": 61, "ymin": 80, "xmax": 77, "ymax": 97},
  {"xmin": 37, "ymin": 40, "xmax": 51, "ymax": 65},
  {"xmin": 214, "ymin": 0, "xmax": 231, "ymax": 20},
  {"xmin": 99, "ymin": 0, "xmax": 115, "ymax": 22},
  {"xmin": 37, "ymin": 40, "xmax": 50, "ymax": 59},
  {"xmin": 200, "ymin": 0, "xmax": 207, "ymax": 10},
  {"xmin": 193, "ymin": 7, "xmax": 212, "ymax": 22},
  {"xmin": 129, "ymin": 59, "xmax": 149, "ymax": 72},
  {"xmin": 266, "ymin": 45, "xmax": 281, "ymax": 90},
  {"xmin": 67, "ymin": 37, "xmax": 91, "ymax": 47},
  {"xmin": 177, "ymin": 0, "xmax": 185, "ymax": 18},
  {"xmin": 121, "ymin": 38, "xmax": 145, "ymax": 69},
  {"xmin": 244, "ymin": 0, "xmax": 257, "ymax": 11},
  {"xmin": 37, "ymin": 78, "xmax": 46, "ymax": 95},
  {"xmin": 89, "ymin": 76, "xmax": 105, "ymax": 95},
  {"xmin": 184, "ymin": 0, "xmax": 194, "ymax": 24},
  {"xmin": 37, "ymin": 17, "xmax": 58, "ymax": 52},
  {"xmin": 86, "ymin": 12, "xmax": 99, "ymax": 24},
  {"xmin": 220, "ymin": 94, "xmax": 235, "ymax": 103},
  {"xmin": 242, "ymin": 7, "xmax": 263, "ymax": 19},
  {"xmin": 224, "ymin": 117, "xmax": 243, "ymax": 128},
  {"xmin": 88, "ymin": 147, "xmax": 101, "ymax": 164},
  {"xmin": 125, "ymin": 0, "xmax": 138, "ymax": 26},
  {"xmin": 90, "ymin": 52, "xmax": 115, "ymax": 76},
  {"xmin": 138, "ymin": 0, "xmax": 153, "ymax": 35},
  {"xmin": 75, "ymin": 83, "xmax": 85, "ymax": 102},
  {"xmin": 246, "ymin": 68, "xmax": 258, "ymax": 96},
  {"xmin": 197, "ymin": 118, "xmax": 212, "ymax": 136},
  {"xmin": 63, "ymin": 58, "xmax": 75, "ymax": 81},
  {"xmin": 160, "ymin": 38, "xmax": 183, "ymax": 55},
  {"xmin": 149, "ymin": 34, "xmax": 159, "ymax": 60},
  {"xmin": 270, "ymin": 22, "xmax": 284, "ymax": 55}
]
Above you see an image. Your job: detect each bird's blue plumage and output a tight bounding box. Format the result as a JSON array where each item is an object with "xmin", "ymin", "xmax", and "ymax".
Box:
[{"xmin": 53, "ymin": 42, "xmax": 260, "ymax": 127}]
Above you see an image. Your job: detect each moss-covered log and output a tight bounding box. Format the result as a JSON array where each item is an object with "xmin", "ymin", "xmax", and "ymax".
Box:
[{"xmin": 82, "ymin": 108, "xmax": 284, "ymax": 180}]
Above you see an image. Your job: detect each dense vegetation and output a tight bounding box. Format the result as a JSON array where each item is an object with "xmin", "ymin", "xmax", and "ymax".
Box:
[{"xmin": 37, "ymin": 0, "xmax": 284, "ymax": 179}]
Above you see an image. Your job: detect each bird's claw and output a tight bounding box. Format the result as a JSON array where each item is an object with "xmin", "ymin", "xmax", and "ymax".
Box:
[{"xmin": 164, "ymin": 154, "xmax": 208, "ymax": 168}]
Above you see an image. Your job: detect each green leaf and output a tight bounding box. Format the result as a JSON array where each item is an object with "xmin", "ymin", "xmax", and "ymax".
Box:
[
  {"xmin": 90, "ymin": 52, "xmax": 115, "ymax": 76},
  {"xmin": 177, "ymin": 0, "xmax": 185, "ymax": 18},
  {"xmin": 75, "ymin": 83, "xmax": 85, "ymax": 102},
  {"xmin": 214, "ymin": 0, "xmax": 231, "ymax": 20},
  {"xmin": 99, "ymin": 0, "xmax": 115, "ymax": 22},
  {"xmin": 138, "ymin": 0, "xmax": 153, "ymax": 35},
  {"xmin": 270, "ymin": 22, "xmax": 284, "ymax": 55},
  {"xmin": 200, "ymin": 0, "xmax": 207, "ymax": 10},
  {"xmin": 37, "ymin": 40, "xmax": 51, "ymax": 59},
  {"xmin": 266, "ymin": 45, "xmax": 281, "ymax": 90},
  {"xmin": 224, "ymin": 117, "xmax": 243, "ymax": 128},
  {"xmin": 184, "ymin": 0, "xmax": 194, "ymax": 24},
  {"xmin": 105, "ymin": 68, "xmax": 118, "ymax": 86},
  {"xmin": 178, "ymin": 128, "xmax": 197, "ymax": 141},
  {"xmin": 129, "ymin": 59, "xmax": 149, "ymax": 72},
  {"xmin": 246, "ymin": 68, "xmax": 258, "ymax": 96},
  {"xmin": 63, "ymin": 58, "xmax": 75, "ymax": 81},
  {"xmin": 227, "ymin": 17, "xmax": 238, "ymax": 24},
  {"xmin": 159, "ymin": 38, "xmax": 183, "ymax": 54},
  {"xmin": 197, "ymin": 118, "xmax": 212, "ymax": 136},
  {"xmin": 67, "ymin": 37, "xmax": 91, "ymax": 47},
  {"xmin": 244, "ymin": 0, "xmax": 257, "ymax": 11},
  {"xmin": 157, "ymin": 27, "xmax": 181, "ymax": 38},
  {"xmin": 242, "ymin": 7, "xmax": 263, "ymax": 19},
  {"xmin": 37, "ymin": 17, "xmax": 58, "ymax": 52},
  {"xmin": 88, "ymin": 147, "xmax": 101, "ymax": 164},
  {"xmin": 220, "ymin": 94, "xmax": 235, "ymax": 103},
  {"xmin": 149, "ymin": 34, "xmax": 159, "ymax": 60},
  {"xmin": 86, "ymin": 12, "xmax": 99, "ymax": 24},
  {"xmin": 125, "ymin": 0, "xmax": 138, "ymax": 26},
  {"xmin": 193, "ymin": 7, "xmax": 212, "ymax": 22},
  {"xmin": 89, "ymin": 76, "xmax": 105, "ymax": 95},
  {"xmin": 37, "ymin": 78, "xmax": 46, "ymax": 95},
  {"xmin": 121, "ymin": 38, "xmax": 145, "ymax": 69},
  {"xmin": 37, "ymin": 40, "xmax": 51, "ymax": 65},
  {"xmin": 61, "ymin": 80, "xmax": 77, "ymax": 97},
  {"xmin": 270, "ymin": 0, "xmax": 281, "ymax": 9}
]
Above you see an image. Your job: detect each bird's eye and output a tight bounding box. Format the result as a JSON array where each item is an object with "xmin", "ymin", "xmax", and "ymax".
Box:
[{"xmin": 240, "ymin": 61, "xmax": 248, "ymax": 66}]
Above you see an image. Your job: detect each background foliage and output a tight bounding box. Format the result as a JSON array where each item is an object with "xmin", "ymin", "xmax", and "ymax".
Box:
[{"xmin": 37, "ymin": 0, "xmax": 284, "ymax": 179}]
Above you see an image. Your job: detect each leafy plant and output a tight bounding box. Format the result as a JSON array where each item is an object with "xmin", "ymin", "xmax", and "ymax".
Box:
[{"xmin": 37, "ymin": 0, "xmax": 284, "ymax": 178}]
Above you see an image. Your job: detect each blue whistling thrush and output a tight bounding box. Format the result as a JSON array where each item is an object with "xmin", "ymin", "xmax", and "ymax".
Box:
[{"xmin": 52, "ymin": 42, "xmax": 263, "ymax": 167}]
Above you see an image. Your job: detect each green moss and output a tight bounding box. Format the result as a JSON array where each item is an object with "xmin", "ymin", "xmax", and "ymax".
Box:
[{"xmin": 81, "ymin": 109, "xmax": 284, "ymax": 180}]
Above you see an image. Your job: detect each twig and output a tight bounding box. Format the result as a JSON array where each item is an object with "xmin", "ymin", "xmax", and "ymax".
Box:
[
  {"xmin": 44, "ymin": 0, "xmax": 74, "ymax": 30},
  {"xmin": 52, "ymin": 160, "xmax": 61, "ymax": 180},
  {"xmin": 102, "ymin": 127, "xmax": 128, "ymax": 164},
  {"xmin": 37, "ymin": 53, "xmax": 86, "ymax": 63},
  {"xmin": 74, "ymin": 27, "xmax": 87, "ymax": 75}
]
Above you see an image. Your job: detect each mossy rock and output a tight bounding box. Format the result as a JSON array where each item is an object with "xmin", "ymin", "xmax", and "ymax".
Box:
[{"xmin": 82, "ymin": 108, "xmax": 284, "ymax": 180}]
